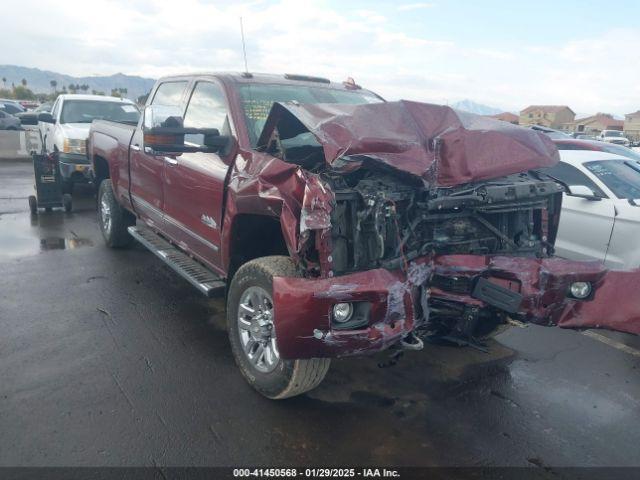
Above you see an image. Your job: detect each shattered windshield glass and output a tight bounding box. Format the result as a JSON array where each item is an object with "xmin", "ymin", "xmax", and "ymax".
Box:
[{"xmin": 238, "ymin": 84, "xmax": 382, "ymax": 147}]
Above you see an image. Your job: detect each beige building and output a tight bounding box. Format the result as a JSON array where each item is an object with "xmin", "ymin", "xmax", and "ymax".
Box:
[
  {"xmin": 567, "ymin": 113, "xmax": 624, "ymax": 135},
  {"xmin": 519, "ymin": 105, "xmax": 575, "ymax": 129},
  {"xmin": 624, "ymin": 110, "xmax": 640, "ymax": 141}
]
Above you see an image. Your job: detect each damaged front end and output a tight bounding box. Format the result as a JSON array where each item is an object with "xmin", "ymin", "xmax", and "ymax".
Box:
[
  {"xmin": 273, "ymin": 168, "xmax": 569, "ymax": 358},
  {"xmin": 261, "ymin": 101, "xmax": 639, "ymax": 359}
]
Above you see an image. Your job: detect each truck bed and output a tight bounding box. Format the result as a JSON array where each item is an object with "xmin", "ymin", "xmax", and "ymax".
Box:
[{"xmin": 88, "ymin": 119, "xmax": 139, "ymax": 205}]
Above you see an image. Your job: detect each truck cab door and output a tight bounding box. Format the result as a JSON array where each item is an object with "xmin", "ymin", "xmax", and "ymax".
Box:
[
  {"xmin": 129, "ymin": 80, "xmax": 189, "ymax": 230},
  {"xmin": 162, "ymin": 80, "xmax": 233, "ymax": 274},
  {"xmin": 129, "ymin": 128, "xmax": 166, "ymax": 228}
]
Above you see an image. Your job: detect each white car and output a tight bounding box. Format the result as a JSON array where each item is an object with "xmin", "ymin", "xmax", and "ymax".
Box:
[
  {"xmin": 38, "ymin": 94, "xmax": 139, "ymax": 193},
  {"xmin": 540, "ymin": 150, "xmax": 640, "ymax": 269},
  {"xmin": 599, "ymin": 129, "xmax": 630, "ymax": 146}
]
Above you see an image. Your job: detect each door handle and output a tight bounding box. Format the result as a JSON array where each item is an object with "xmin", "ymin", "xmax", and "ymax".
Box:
[
  {"xmin": 165, "ymin": 156, "xmax": 178, "ymax": 166},
  {"xmin": 131, "ymin": 144, "xmax": 141, "ymax": 152}
]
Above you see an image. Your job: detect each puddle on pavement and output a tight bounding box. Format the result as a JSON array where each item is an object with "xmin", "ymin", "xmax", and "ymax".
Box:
[
  {"xmin": 39, "ymin": 237, "xmax": 93, "ymax": 251},
  {"xmin": 0, "ymin": 212, "xmax": 93, "ymax": 261}
]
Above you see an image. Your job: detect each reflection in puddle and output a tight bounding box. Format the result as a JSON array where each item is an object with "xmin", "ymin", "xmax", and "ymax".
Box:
[
  {"xmin": 0, "ymin": 212, "xmax": 94, "ymax": 261},
  {"xmin": 40, "ymin": 237, "xmax": 93, "ymax": 251}
]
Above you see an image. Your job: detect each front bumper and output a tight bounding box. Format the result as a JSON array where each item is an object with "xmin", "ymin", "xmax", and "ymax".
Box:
[
  {"xmin": 272, "ymin": 254, "xmax": 640, "ymax": 359},
  {"xmin": 57, "ymin": 152, "xmax": 92, "ymax": 182}
]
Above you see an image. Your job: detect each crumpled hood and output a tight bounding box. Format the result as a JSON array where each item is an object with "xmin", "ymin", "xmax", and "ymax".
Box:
[
  {"xmin": 59, "ymin": 123, "xmax": 91, "ymax": 140},
  {"xmin": 257, "ymin": 100, "xmax": 560, "ymax": 186}
]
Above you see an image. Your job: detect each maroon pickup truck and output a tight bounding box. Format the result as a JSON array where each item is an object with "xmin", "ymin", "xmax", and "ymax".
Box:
[{"xmin": 88, "ymin": 72, "xmax": 640, "ymax": 399}]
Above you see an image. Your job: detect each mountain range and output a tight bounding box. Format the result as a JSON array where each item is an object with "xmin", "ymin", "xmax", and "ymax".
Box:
[
  {"xmin": 450, "ymin": 99, "xmax": 504, "ymax": 116},
  {"xmin": 0, "ymin": 65, "xmax": 155, "ymax": 101}
]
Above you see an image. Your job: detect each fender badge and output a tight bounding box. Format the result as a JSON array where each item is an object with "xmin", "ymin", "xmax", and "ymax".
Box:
[{"xmin": 201, "ymin": 214, "xmax": 218, "ymax": 229}]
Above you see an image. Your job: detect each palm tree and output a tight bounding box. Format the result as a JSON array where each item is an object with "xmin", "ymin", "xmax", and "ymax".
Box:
[
  {"xmin": 50, "ymin": 80, "xmax": 57, "ymax": 93},
  {"xmin": 1, "ymin": 77, "xmax": 6, "ymax": 88},
  {"xmin": 21, "ymin": 78, "xmax": 27, "ymax": 87}
]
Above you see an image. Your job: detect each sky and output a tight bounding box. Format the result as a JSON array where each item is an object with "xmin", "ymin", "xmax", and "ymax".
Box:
[{"xmin": 2, "ymin": 0, "xmax": 640, "ymax": 114}]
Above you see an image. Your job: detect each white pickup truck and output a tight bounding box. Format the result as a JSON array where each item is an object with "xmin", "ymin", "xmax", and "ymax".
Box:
[
  {"xmin": 599, "ymin": 129, "xmax": 630, "ymax": 146},
  {"xmin": 38, "ymin": 94, "xmax": 139, "ymax": 193}
]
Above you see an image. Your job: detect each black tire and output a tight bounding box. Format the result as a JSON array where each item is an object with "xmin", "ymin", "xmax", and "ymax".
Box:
[
  {"xmin": 97, "ymin": 179, "xmax": 135, "ymax": 248},
  {"xmin": 227, "ymin": 256, "xmax": 330, "ymax": 399},
  {"xmin": 62, "ymin": 193, "xmax": 72, "ymax": 213},
  {"xmin": 28, "ymin": 195, "xmax": 37, "ymax": 215}
]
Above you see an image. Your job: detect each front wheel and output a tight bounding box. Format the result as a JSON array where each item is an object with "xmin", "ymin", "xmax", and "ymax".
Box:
[
  {"xmin": 227, "ymin": 256, "xmax": 330, "ymax": 399},
  {"xmin": 62, "ymin": 193, "xmax": 72, "ymax": 213},
  {"xmin": 97, "ymin": 179, "xmax": 134, "ymax": 248},
  {"xmin": 61, "ymin": 180, "xmax": 74, "ymax": 195}
]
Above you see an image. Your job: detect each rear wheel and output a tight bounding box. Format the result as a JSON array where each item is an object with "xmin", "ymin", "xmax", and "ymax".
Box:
[
  {"xmin": 227, "ymin": 256, "xmax": 330, "ymax": 399},
  {"xmin": 97, "ymin": 179, "xmax": 135, "ymax": 248},
  {"xmin": 28, "ymin": 195, "xmax": 37, "ymax": 215}
]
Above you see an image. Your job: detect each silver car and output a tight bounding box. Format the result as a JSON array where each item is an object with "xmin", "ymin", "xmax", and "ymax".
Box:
[{"xmin": 0, "ymin": 110, "xmax": 21, "ymax": 130}]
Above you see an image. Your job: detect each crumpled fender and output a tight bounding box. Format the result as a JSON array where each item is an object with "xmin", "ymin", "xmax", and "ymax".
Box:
[
  {"xmin": 272, "ymin": 261, "xmax": 431, "ymax": 359},
  {"xmin": 430, "ymin": 255, "xmax": 640, "ymax": 335},
  {"xmin": 555, "ymin": 270, "xmax": 640, "ymax": 335}
]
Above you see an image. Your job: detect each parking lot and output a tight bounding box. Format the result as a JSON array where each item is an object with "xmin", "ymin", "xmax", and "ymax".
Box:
[{"xmin": 1, "ymin": 154, "xmax": 640, "ymax": 470}]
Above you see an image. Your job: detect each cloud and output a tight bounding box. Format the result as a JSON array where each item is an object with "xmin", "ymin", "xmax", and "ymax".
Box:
[
  {"xmin": 0, "ymin": 1, "xmax": 638, "ymax": 114},
  {"xmin": 397, "ymin": 3, "xmax": 436, "ymax": 11}
]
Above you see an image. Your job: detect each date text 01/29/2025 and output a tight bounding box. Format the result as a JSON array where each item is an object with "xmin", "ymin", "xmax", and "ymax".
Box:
[{"xmin": 232, "ymin": 468, "xmax": 401, "ymax": 478}]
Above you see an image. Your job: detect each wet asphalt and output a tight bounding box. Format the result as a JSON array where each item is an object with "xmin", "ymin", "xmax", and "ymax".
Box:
[{"xmin": 1, "ymin": 159, "xmax": 639, "ymax": 469}]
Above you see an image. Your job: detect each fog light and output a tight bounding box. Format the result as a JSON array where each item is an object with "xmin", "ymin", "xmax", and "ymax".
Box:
[
  {"xmin": 332, "ymin": 302, "xmax": 354, "ymax": 323},
  {"xmin": 569, "ymin": 282, "xmax": 592, "ymax": 299}
]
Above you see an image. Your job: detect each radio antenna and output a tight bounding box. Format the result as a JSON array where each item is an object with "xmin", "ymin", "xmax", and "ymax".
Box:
[{"xmin": 240, "ymin": 17, "xmax": 249, "ymax": 74}]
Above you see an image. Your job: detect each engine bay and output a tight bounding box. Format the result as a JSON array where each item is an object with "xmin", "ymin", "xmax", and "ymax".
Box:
[{"xmin": 323, "ymin": 168, "xmax": 564, "ymax": 276}]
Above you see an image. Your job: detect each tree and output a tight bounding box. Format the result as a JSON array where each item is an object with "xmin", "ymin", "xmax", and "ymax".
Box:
[
  {"xmin": 13, "ymin": 85, "xmax": 36, "ymax": 100},
  {"xmin": 21, "ymin": 78, "xmax": 27, "ymax": 87},
  {"xmin": 1, "ymin": 77, "xmax": 6, "ymax": 88},
  {"xmin": 80, "ymin": 84, "xmax": 89, "ymax": 93},
  {"xmin": 68, "ymin": 83, "xmax": 76, "ymax": 94},
  {"xmin": 50, "ymin": 80, "xmax": 57, "ymax": 93}
]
